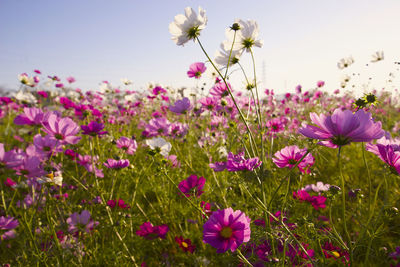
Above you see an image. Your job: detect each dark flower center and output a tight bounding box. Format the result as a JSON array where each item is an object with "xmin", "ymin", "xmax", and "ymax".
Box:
[
  {"xmin": 187, "ymin": 26, "xmax": 200, "ymax": 39},
  {"xmin": 220, "ymin": 226, "xmax": 233, "ymax": 238},
  {"xmin": 242, "ymin": 38, "xmax": 255, "ymax": 49},
  {"xmin": 55, "ymin": 133, "xmax": 64, "ymax": 140},
  {"xmin": 288, "ymin": 159, "xmax": 297, "ymax": 165},
  {"xmin": 331, "ymin": 136, "xmax": 351, "ymax": 146}
]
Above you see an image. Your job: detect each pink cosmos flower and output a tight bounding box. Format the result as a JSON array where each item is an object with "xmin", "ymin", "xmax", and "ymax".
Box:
[
  {"xmin": 0, "ymin": 216, "xmax": 19, "ymax": 241},
  {"xmin": 107, "ymin": 199, "xmax": 130, "ymax": 209},
  {"xmin": 293, "ymin": 190, "xmax": 326, "ymax": 210},
  {"xmin": 14, "ymin": 107, "xmax": 44, "ymax": 126},
  {"xmin": 317, "ymin": 80, "xmax": 325, "ymax": 87},
  {"xmin": 143, "ymin": 117, "xmax": 171, "ymax": 137},
  {"xmin": 136, "ymin": 222, "xmax": 169, "ymax": 240},
  {"xmin": 0, "ymin": 144, "xmax": 23, "ymax": 168},
  {"xmin": 169, "ymin": 97, "xmax": 192, "ymax": 114},
  {"xmin": 170, "ymin": 122, "xmax": 188, "ymax": 137},
  {"xmin": 178, "ymin": 174, "xmax": 205, "ymax": 197},
  {"xmin": 210, "ymin": 82, "xmax": 231, "ymax": 98},
  {"xmin": 15, "ymin": 155, "xmax": 46, "ymax": 178},
  {"xmin": 366, "ymin": 136, "xmax": 400, "ymax": 175},
  {"xmin": 66, "ymin": 210, "xmax": 98, "ymax": 234},
  {"xmin": 4, "ymin": 177, "xmax": 17, "ymax": 189},
  {"xmin": 272, "ymin": 145, "xmax": 314, "ymax": 174},
  {"xmin": 66, "ymin": 76, "xmax": 76, "ymax": 83},
  {"xmin": 199, "ymin": 96, "xmax": 219, "ymax": 111},
  {"xmin": 33, "ymin": 134, "xmax": 63, "ymax": 158},
  {"xmin": 266, "ymin": 118, "xmax": 285, "ymax": 135},
  {"xmin": 37, "ymin": 91, "xmax": 48, "ymax": 98},
  {"xmin": 210, "ymin": 152, "xmax": 261, "ymax": 172},
  {"xmin": 42, "ymin": 114, "xmax": 81, "ymax": 145},
  {"xmin": 367, "ymin": 144, "xmax": 400, "ymax": 175},
  {"xmin": 77, "ymin": 154, "xmax": 104, "ymax": 178},
  {"xmin": 81, "ymin": 121, "xmax": 107, "ymax": 136},
  {"xmin": 104, "ymin": 159, "xmax": 130, "ymax": 169},
  {"xmin": 200, "ymin": 201, "xmax": 212, "ymax": 217},
  {"xmin": 152, "ymin": 86, "xmax": 167, "ymax": 95},
  {"xmin": 209, "ymin": 161, "xmax": 227, "ymax": 172},
  {"xmin": 322, "ymin": 241, "xmax": 350, "ymax": 264},
  {"xmin": 298, "ymin": 108, "xmax": 384, "ymax": 148},
  {"xmin": 116, "ymin": 137, "xmax": 137, "ymax": 155},
  {"xmin": 203, "ymin": 207, "xmax": 251, "ymax": 253},
  {"xmin": 187, "ymin": 62, "xmax": 206, "ymax": 79},
  {"xmin": 59, "ymin": 97, "xmax": 76, "ymax": 109},
  {"xmin": 226, "ymin": 152, "xmax": 261, "ymax": 172}
]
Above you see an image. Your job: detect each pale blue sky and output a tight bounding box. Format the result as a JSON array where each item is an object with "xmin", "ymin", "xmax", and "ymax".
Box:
[{"xmin": 1, "ymin": 0, "xmax": 399, "ymax": 95}]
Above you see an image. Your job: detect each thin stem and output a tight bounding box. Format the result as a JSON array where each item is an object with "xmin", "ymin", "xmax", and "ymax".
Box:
[
  {"xmin": 196, "ymin": 36, "xmax": 259, "ymax": 158},
  {"xmin": 338, "ymin": 146, "xmax": 353, "ymax": 263},
  {"xmin": 224, "ymin": 31, "xmax": 237, "ymax": 79},
  {"xmin": 250, "ymin": 49, "xmax": 265, "ymax": 170},
  {"xmin": 361, "ymin": 143, "xmax": 372, "ymax": 215}
]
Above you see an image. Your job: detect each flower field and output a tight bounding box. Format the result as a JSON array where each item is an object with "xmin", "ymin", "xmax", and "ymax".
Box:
[{"xmin": 1, "ymin": 6, "xmax": 400, "ymax": 267}]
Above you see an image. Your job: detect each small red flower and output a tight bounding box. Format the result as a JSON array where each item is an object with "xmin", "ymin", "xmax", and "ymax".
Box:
[{"xmin": 175, "ymin": 236, "xmax": 196, "ymax": 253}]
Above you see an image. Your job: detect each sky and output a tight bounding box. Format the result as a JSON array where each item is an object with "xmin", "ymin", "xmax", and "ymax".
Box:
[{"xmin": 1, "ymin": 0, "xmax": 399, "ymax": 96}]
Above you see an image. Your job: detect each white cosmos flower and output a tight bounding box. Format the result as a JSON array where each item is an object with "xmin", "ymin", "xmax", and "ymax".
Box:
[
  {"xmin": 14, "ymin": 90, "xmax": 37, "ymax": 104},
  {"xmin": 38, "ymin": 171, "xmax": 63, "ymax": 186},
  {"xmin": 214, "ymin": 41, "xmax": 242, "ymax": 67},
  {"xmin": 371, "ymin": 51, "xmax": 384, "ymax": 63},
  {"xmin": 99, "ymin": 82, "xmax": 112, "ymax": 93},
  {"xmin": 121, "ymin": 78, "xmax": 132, "ymax": 85},
  {"xmin": 124, "ymin": 93, "xmax": 137, "ymax": 102},
  {"xmin": 145, "ymin": 137, "xmax": 172, "ymax": 157},
  {"xmin": 337, "ymin": 56, "xmax": 354, "ymax": 69},
  {"xmin": 224, "ymin": 19, "xmax": 263, "ymax": 54},
  {"xmin": 169, "ymin": 7, "xmax": 207, "ymax": 46},
  {"xmin": 18, "ymin": 73, "xmax": 34, "ymax": 86},
  {"xmin": 341, "ymin": 74, "xmax": 351, "ymax": 83}
]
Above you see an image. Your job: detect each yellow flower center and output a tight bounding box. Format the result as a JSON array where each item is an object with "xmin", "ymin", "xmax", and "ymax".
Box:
[
  {"xmin": 332, "ymin": 251, "xmax": 340, "ymax": 258},
  {"xmin": 220, "ymin": 226, "xmax": 233, "ymax": 238},
  {"xmin": 181, "ymin": 241, "xmax": 188, "ymax": 248}
]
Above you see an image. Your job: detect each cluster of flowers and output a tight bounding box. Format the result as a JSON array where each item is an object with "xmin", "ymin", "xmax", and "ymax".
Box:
[
  {"xmin": 209, "ymin": 152, "xmax": 261, "ymax": 172},
  {"xmin": 293, "ymin": 190, "xmax": 327, "ymax": 210}
]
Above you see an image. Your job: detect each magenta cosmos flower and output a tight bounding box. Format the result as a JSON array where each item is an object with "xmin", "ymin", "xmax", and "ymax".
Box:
[
  {"xmin": 203, "ymin": 207, "xmax": 251, "ymax": 253},
  {"xmin": 178, "ymin": 174, "xmax": 205, "ymax": 197},
  {"xmin": 187, "ymin": 62, "xmax": 207, "ymax": 79},
  {"xmin": 298, "ymin": 108, "xmax": 384, "ymax": 148},
  {"xmin": 81, "ymin": 121, "xmax": 107, "ymax": 136},
  {"xmin": 104, "ymin": 159, "xmax": 130, "ymax": 169},
  {"xmin": 136, "ymin": 222, "xmax": 169, "ymax": 240},
  {"xmin": 272, "ymin": 145, "xmax": 314, "ymax": 174},
  {"xmin": 42, "ymin": 114, "xmax": 81, "ymax": 145},
  {"xmin": 293, "ymin": 190, "xmax": 326, "ymax": 210},
  {"xmin": 0, "ymin": 216, "xmax": 19, "ymax": 241}
]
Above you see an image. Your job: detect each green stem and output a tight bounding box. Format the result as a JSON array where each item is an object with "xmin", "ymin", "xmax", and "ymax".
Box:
[
  {"xmin": 224, "ymin": 31, "xmax": 237, "ymax": 79},
  {"xmin": 361, "ymin": 143, "xmax": 372, "ymax": 215},
  {"xmin": 338, "ymin": 146, "xmax": 353, "ymax": 263},
  {"xmin": 250, "ymin": 49, "xmax": 265, "ymax": 167},
  {"xmin": 195, "ymin": 36, "xmax": 259, "ymax": 158}
]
